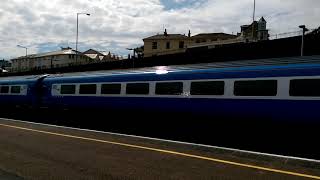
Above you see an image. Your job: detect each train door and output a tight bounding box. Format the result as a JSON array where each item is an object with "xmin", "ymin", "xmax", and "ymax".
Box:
[{"xmin": 32, "ymin": 75, "xmax": 49, "ymax": 108}]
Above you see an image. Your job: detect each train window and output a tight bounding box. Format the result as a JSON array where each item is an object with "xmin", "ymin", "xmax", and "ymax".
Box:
[
  {"xmin": 11, "ymin": 86, "xmax": 21, "ymax": 94},
  {"xmin": 0, "ymin": 86, "xmax": 9, "ymax": 93},
  {"xmin": 60, "ymin": 85, "xmax": 76, "ymax": 94},
  {"xmin": 234, "ymin": 80, "xmax": 277, "ymax": 96},
  {"xmin": 155, "ymin": 82, "xmax": 183, "ymax": 95},
  {"xmin": 290, "ymin": 79, "xmax": 320, "ymax": 97},
  {"xmin": 191, "ymin": 81, "xmax": 224, "ymax": 95},
  {"xmin": 101, "ymin": 84, "xmax": 121, "ymax": 94},
  {"xmin": 79, "ymin": 84, "xmax": 97, "ymax": 94},
  {"xmin": 126, "ymin": 83, "xmax": 149, "ymax": 95}
]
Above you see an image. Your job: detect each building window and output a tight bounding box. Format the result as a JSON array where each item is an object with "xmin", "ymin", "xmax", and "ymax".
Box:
[
  {"xmin": 60, "ymin": 85, "xmax": 76, "ymax": 94},
  {"xmin": 234, "ymin": 80, "xmax": 277, "ymax": 96},
  {"xmin": 196, "ymin": 40, "xmax": 200, "ymax": 43},
  {"xmin": 101, "ymin": 84, "xmax": 121, "ymax": 94},
  {"xmin": 179, "ymin": 41, "xmax": 184, "ymax": 49},
  {"xmin": 152, "ymin": 42, "xmax": 157, "ymax": 49},
  {"xmin": 0, "ymin": 86, "xmax": 9, "ymax": 94},
  {"xmin": 126, "ymin": 83, "xmax": 149, "ymax": 95},
  {"xmin": 11, "ymin": 86, "xmax": 21, "ymax": 94},
  {"xmin": 166, "ymin": 42, "xmax": 170, "ymax": 49},
  {"xmin": 79, "ymin": 84, "xmax": 97, "ymax": 94},
  {"xmin": 69, "ymin": 55, "xmax": 75, "ymax": 59},
  {"xmin": 191, "ymin": 81, "xmax": 224, "ymax": 95},
  {"xmin": 290, "ymin": 79, "xmax": 320, "ymax": 97},
  {"xmin": 155, "ymin": 82, "xmax": 183, "ymax": 95}
]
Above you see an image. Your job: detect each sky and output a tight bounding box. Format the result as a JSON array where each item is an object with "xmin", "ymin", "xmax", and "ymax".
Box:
[{"xmin": 0, "ymin": 0, "xmax": 319, "ymax": 60}]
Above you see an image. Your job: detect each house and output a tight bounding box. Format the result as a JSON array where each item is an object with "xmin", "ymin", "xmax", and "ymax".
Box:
[
  {"xmin": 10, "ymin": 47, "xmax": 90, "ymax": 72},
  {"xmin": 143, "ymin": 29, "xmax": 238, "ymax": 57},
  {"xmin": 240, "ymin": 16, "xmax": 269, "ymax": 41},
  {"xmin": 191, "ymin": 33, "xmax": 237, "ymax": 44},
  {"xmin": 143, "ymin": 29, "xmax": 192, "ymax": 57},
  {"xmin": 82, "ymin": 49, "xmax": 120, "ymax": 62}
]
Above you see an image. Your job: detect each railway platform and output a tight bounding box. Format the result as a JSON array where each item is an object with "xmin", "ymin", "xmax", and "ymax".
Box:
[{"xmin": 0, "ymin": 118, "xmax": 319, "ymax": 180}]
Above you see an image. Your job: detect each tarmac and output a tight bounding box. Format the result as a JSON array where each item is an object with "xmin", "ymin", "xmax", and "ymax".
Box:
[{"xmin": 0, "ymin": 117, "xmax": 319, "ymax": 180}]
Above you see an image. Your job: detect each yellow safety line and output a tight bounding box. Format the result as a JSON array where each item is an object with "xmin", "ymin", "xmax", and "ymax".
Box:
[{"xmin": 0, "ymin": 123, "xmax": 319, "ymax": 179}]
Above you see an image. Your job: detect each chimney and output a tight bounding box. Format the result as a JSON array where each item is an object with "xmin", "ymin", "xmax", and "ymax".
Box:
[
  {"xmin": 164, "ymin": 29, "xmax": 168, "ymax": 36},
  {"xmin": 188, "ymin": 30, "xmax": 191, "ymax": 37}
]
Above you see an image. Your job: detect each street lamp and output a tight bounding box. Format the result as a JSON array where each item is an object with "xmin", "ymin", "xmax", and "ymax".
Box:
[
  {"xmin": 299, "ymin": 25, "xmax": 309, "ymax": 57},
  {"xmin": 127, "ymin": 48, "xmax": 136, "ymax": 68},
  {"xmin": 252, "ymin": 0, "xmax": 256, "ymax": 41},
  {"xmin": 17, "ymin": 45, "xmax": 28, "ymax": 59},
  {"xmin": 126, "ymin": 48, "xmax": 136, "ymax": 58},
  {"xmin": 17, "ymin": 44, "xmax": 28, "ymax": 72},
  {"xmin": 76, "ymin": 12, "xmax": 90, "ymax": 65}
]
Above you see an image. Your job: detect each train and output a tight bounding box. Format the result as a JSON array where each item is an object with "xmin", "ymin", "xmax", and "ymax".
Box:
[
  {"xmin": 1, "ymin": 55, "xmax": 320, "ymax": 121},
  {"xmin": 1, "ymin": 55, "xmax": 320, "ymax": 158}
]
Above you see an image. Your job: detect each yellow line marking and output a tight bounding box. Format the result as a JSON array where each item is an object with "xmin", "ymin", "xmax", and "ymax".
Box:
[{"xmin": 0, "ymin": 123, "xmax": 319, "ymax": 179}]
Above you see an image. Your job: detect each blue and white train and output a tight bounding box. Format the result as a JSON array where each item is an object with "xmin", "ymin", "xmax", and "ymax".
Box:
[{"xmin": 1, "ymin": 55, "xmax": 320, "ymax": 123}]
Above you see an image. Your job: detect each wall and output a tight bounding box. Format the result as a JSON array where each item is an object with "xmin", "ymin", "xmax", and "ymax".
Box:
[{"xmin": 144, "ymin": 39, "xmax": 192, "ymax": 57}]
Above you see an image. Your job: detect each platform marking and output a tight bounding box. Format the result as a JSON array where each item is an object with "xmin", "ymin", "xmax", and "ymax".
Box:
[
  {"xmin": 2, "ymin": 117, "xmax": 319, "ymax": 163},
  {"xmin": 0, "ymin": 123, "xmax": 319, "ymax": 179}
]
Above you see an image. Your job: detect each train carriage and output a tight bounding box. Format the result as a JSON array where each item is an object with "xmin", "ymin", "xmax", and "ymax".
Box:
[
  {"xmin": 2, "ymin": 56, "xmax": 320, "ymax": 158},
  {"xmin": 37, "ymin": 56, "xmax": 320, "ymax": 123},
  {"xmin": 0, "ymin": 75, "xmax": 47, "ymax": 108}
]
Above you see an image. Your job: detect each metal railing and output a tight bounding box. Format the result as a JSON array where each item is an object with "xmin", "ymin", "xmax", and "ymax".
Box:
[{"xmin": 269, "ymin": 29, "xmax": 316, "ymax": 40}]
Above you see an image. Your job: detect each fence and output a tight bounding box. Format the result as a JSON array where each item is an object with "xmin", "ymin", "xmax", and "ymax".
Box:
[{"xmin": 269, "ymin": 29, "xmax": 316, "ymax": 40}]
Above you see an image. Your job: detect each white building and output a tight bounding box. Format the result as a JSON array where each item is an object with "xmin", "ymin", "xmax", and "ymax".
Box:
[
  {"xmin": 82, "ymin": 49, "xmax": 121, "ymax": 63},
  {"xmin": 10, "ymin": 47, "xmax": 92, "ymax": 72}
]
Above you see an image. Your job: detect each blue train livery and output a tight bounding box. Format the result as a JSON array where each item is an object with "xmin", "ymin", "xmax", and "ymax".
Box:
[{"xmin": 1, "ymin": 56, "xmax": 320, "ymax": 123}]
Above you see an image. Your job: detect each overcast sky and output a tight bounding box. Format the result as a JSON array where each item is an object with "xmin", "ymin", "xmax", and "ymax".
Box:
[{"xmin": 0, "ymin": 0, "xmax": 319, "ymax": 59}]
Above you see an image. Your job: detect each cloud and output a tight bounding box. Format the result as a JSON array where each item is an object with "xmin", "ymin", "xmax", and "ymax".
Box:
[
  {"xmin": 174, "ymin": 0, "xmax": 186, "ymax": 3},
  {"xmin": 0, "ymin": 0, "xmax": 319, "ymax": 59}
]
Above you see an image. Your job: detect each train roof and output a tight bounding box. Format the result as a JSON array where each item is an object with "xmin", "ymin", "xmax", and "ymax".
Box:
[
  {"xmin": 0, "ymin": 74, "xmax": 48, "ymax": 83},
  {"xmin": 44, "ymin": 55, "xmax": 320, "ymax": 79},
  {"xmin": 1, "ymin": 55, "xmax": 320, "ymax": 81}
]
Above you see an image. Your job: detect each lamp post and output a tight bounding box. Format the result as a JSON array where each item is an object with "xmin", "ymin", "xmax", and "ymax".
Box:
[
  {"xmin": 17, "ymin": 45, "xmax": 28, "ymax": 71},
  {"xmin": 126, "ymin": 48, "xmax": 136, "ymax": 58},
  {"xmin": 299, "ymin": 25, "xmax": 309, "ymax": 57},
  {"xmin": 127, "ymin": 48, "xmax": 136, "ymax": 68},
  {"xmin": 252, "ymin": 0, "xmax": 256, "ymax": 41},
  {"xmin": 17, "ymin": 45, "xmax": 28, "ymax": 59},
  {"xmin": 76, "ymin": 12, "xmax": 90, "ymax": 65},
  {"xmin": 51, "ymin": 56, "xmax": 53, "ymax": 70}
]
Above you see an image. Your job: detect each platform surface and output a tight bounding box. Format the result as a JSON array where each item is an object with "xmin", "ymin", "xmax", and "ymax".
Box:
[{"xmin": 0, "ymin": 118, "xmax": 319, "ymax": 180}]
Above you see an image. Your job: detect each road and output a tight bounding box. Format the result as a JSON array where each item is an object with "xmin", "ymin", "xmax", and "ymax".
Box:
[{"xmin": 0, "ymin": 118, "xmax": 319, "ymax": 180}]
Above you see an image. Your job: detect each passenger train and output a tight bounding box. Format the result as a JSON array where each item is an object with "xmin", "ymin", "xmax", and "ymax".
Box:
[
  {"xmin": 1, "ymin": 55, "xmax": 320, "ymax": 123},
  {"xmin": 2, "ymin": 55, "xmax": 320, "ymax": 158}
]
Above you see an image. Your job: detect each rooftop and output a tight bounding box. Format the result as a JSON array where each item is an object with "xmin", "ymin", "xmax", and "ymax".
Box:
[
  {"xmin": 191, "ymin": 33, "xmax": 237, "ymax": 39},
  {"xmin": 143, "ymin": 34, "xmax": 189, "ymax": 40},
  {"xmin": 13, "ymin": 48, "xmax": 79, "ymax": 60}
]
